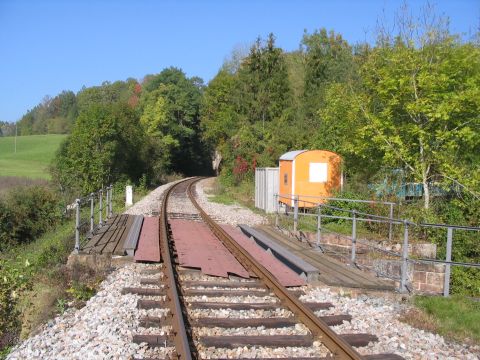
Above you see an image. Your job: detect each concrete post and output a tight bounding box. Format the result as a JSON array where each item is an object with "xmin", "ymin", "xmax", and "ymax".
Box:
[
  {"xmin": 293, "ymin": 195, "xmax": 299, "ymax": 232},
  {"xmin": 89, "ymin": 193, "xmax": 94, "ymax": 233},
  {"xmin": 400, "ymin": 220, "xmax": 409, "ymax": 292},
  {"xmin": 388, "ymin": 203, "xmax": 394, "ymax": 242},
  {"xmin": 74, "ymin": 198, "xmax": 81, "ymax": 253},
  {"xmin": 351, "ymin": 210, "xmax": 357, "ymax": 264},
  {"xmin": 443, "ymin": 227, "xmax": 453, "ymax": 297},
  {"xmin": 126, "ymin": 185, "xmax": 133, "ymax": 207},
  {"xmin": 99, "ymin": 189, "xmax": 103, "ymax": 226}
]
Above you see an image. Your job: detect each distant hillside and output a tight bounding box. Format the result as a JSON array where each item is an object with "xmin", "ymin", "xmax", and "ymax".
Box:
[{"xmin": 0, "ymin": 134, "xmax": 67, "ymax": 179}]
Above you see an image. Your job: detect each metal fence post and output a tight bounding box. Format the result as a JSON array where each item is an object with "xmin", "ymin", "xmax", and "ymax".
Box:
[
  {"xmin": 443, "ymin": 227, "xmax": 453, "ymax": 297},
  {"xmin": 109, "ymin": 185, "xmax": 113, "ymax": 217},
  {"xmin": 293, "ymin": 195, "xmax": 299, "ymax": 232},
  {"xmin": 99, "ymin": 189, "xmax": 103, "ymax": 226},
  {"xmin": 388, "ymin": 203, "xmax": 394, "ymax": 242},
  {"xmin": 316, "ymin": 206, "xmax": 322, "ymax": 249},
  {"xmin": 351, "ymin": 210, "xmax": 357, "ymax": 264},
  {"xmin": 90, "ymin": 193, "xmax": 94, "ymax": 233},
  {"xmin": 105, "ymin": 187, "xmax": 109, "ymax": 220},
  {"xmin": 74, "ymin": 198, "xmax": 81, "ymax": 253},
  {"xmin": 400, "ymin": 220, "xmax": 409, "ymax": 292}
]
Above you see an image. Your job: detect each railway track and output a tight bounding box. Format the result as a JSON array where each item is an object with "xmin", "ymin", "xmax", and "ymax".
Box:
[{"xmin": 125, "ymin": 177, "xmax": 403, "ymax": 360}]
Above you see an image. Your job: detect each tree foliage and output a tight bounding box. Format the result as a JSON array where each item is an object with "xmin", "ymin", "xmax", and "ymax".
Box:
[
  {"xmin": 18, "ymin": 91, "xmax": 77, "ymax": 135},
  {"xmin": 52, "ymin": 103, "xmax": 147, "ymax": 194}
]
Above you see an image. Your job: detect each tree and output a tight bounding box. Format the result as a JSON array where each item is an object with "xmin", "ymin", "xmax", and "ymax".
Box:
[
  {"xmin": 319, "ymin": 22, "xmax": 480, "ymax": 209},
  {"xmin": 238, "ymin": 33, "xmax": 292, "ymax": 126},
  {"xmin": 52, "ymin": 103, "xmax": 147, "ymax": 194},
  {"xmin": 302, "ymin": 29, "xmax": 355, "ymax": 118},
  {"xmin": 140, "ymin": 67, "xmax": 210, "ymax": 176}
]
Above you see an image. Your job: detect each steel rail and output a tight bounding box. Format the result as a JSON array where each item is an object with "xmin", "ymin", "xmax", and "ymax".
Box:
[
  {"xmin": 187, "ymin": 178, "xmax": 363, "ymax": 360},
  {"xmin": 159, "ymin": 179, "xmax": 193, "ymax": 360}
]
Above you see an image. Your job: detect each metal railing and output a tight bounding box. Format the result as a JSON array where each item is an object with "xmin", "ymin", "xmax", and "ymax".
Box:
[
  {"xmin": 73, "ymin": 185, "xmax": 113, "ymax": 253},
  {"xmin": 275, "ymin": 193, "xmax": 479, "ymax": 296},
  {"xmin": 278, "ymin": 193, "xmax": 396, "ymax": 241}
]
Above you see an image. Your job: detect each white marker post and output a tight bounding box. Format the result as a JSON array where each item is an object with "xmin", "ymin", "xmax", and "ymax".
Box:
[{"xmin": 126, "ymin": 185, "xmax": 133, "ymax": 207}]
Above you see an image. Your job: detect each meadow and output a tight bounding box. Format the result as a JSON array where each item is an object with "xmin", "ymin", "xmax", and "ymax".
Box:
[{"xmin": 0, "ymin": 134, "xmax": 67, "ymax": 180}]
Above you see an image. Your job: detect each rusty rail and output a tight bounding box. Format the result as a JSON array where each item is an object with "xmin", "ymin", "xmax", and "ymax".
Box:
[
  {"xmin": 187, "ymin": 178, "xmax": 363, "ymax": 360},
  {"xmin": 160, "ymin": 178, "xmax": 192, "ymax": 360}
]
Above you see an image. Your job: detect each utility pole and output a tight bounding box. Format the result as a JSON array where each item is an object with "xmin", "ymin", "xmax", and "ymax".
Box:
[{"xmin": 14, "ymin": 122, "xmax": 17, "ymax": 154}]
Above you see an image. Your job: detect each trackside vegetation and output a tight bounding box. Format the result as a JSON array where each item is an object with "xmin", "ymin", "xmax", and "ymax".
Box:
[
  {"xmin": 0, "ymin": 2, "xmax": 479, "ymax": 355},
  {"xmin": 401, "ymin": 295, "xmax": 480, "ymax": 344}
]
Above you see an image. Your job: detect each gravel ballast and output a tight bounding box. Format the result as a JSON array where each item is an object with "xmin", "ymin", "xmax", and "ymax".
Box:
[{"xmin": 7, "ymin": 178, "xmax": 480, "ymax": 359}]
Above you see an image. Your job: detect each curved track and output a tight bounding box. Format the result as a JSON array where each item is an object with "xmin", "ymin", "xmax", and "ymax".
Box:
[{"xmin": 131, "ymin": 177, "xmax": 403, "ymax": 359}]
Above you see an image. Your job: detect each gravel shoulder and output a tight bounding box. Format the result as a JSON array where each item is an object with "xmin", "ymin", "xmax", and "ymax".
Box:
[
  {"xmin": 7, "ymin": 178, "xmax": 479, "ymax": 359},
  {"xmin": 195, "ymin": 177, "xmax": 267, "ymax": 226}
]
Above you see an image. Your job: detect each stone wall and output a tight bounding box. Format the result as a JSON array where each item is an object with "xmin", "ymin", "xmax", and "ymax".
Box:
[{"xmin": 290, "ymin": 229, "xmax": 445, "ymax": 294}]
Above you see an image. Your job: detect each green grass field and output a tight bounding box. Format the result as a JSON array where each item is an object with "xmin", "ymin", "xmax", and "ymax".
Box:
[{"xmin": 0, "ymin": 134, "xmax": 67, "ymax": 179}]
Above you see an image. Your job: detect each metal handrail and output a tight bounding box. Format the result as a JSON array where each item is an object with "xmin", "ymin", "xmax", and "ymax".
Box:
[
  {"xmin": 74, "ymin": 185, "xmax": 113, "ymax": 253},
  {"xmin": 275, "ymin": 192, "xmax": 479, "ymax": 297},
  {"xmin": 279, "ymin": 193, "xmax": 396, "ymax": 205}
]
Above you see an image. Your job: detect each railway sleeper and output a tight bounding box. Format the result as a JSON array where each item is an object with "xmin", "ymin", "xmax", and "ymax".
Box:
[
  {"xmin": 188, "ymin": 301, "xmax": 333, "ymax": 311},
  {"xmin": 140, "ymin": 315, "xmax": 172, "ymax": 327},
  {"xmin": 182, "ymin": 288, "xmax": 270, "ymax": 297},
  {"xmin": 132, "ymin": 334, "xmax": 173, "ymax": 347},
  {"xmin": 181, "ymin": 280, "xmax": 263, "ymax": 288},
  {"xmin": 140, "ymin": 277, "xmax": 164, "ymax": 285},
  {"xmin": 191, "ymin": 314, "xmax": 352, "ymax": 328},
  {"xmin": 199, "ymin": 333, "xmax": 378, "ymax": 348},
  {"xmin": 212, "ymin": 355, "xmax": 403, "ymax": 360},
  {"xmin": 122, "ymin": 287, "xmax": 166, "ymax": 296},
  {"xmin": 138, "ymin": 299, "xmax": 167, "ymax": 309}
]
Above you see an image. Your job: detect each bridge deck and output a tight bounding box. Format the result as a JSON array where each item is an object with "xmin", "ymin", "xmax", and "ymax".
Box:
[
  {"xmin": 81, "ymin": 214, "xmax": 135, "ymax": 256},
  {"xmin": 255, "ymin": 225, "xmax": 395, "ymax": 291}
]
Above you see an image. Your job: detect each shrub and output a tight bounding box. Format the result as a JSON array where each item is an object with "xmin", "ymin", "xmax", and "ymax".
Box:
[
  {"xmin": 0, "ymin": 186, "xmax": 61, "ymax": 250},
  {"xmin": 0, "ymin": 260, "xmax": 32, "ymax": 349}
]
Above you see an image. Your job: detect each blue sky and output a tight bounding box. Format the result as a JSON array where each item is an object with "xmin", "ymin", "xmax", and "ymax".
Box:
[{"xmin": 0, "ymin": 0, "xmax": 478, "ymax": 123}]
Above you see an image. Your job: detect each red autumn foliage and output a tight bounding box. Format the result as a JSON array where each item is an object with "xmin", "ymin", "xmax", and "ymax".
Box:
[
  {"xmin": 233, "ymin": 156, "xmax": 249, "ymax": 176},
  {"xmin": 134, "ymin": 83, "xmax": 142, "ymax": 94},
  {"xmin": 128, "ymin": 94, "xmax": 139, "ymax": 108}
]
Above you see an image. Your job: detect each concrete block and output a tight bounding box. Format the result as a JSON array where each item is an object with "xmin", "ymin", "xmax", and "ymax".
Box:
[
  {"xmin": 67, "ymin": 252, "xmax": 112, "ymax": 272},
  {"xmin": 413, "ymin": 271, "xmax": 427, "ymax": 283}
]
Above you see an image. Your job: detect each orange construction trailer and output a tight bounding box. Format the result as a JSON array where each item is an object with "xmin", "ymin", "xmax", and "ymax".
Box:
[{"xmin": 278, "ymin": 150, "xmax": 343, "ymax": 208}]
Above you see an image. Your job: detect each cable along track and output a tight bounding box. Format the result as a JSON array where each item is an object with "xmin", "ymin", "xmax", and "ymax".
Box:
[{"xmin": 127, "ymin": 177, "xmax": 403, "ymax": 360}]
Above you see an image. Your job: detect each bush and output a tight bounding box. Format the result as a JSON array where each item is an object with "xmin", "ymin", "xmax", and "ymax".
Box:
[
  {"xmin": 321, "ymin": 189, "xmax": 371, "ymax": 225},
  {"xmin": 0, "ymin": 260, "xmax": 32, "ymax": 349},
  {"xmin": 0, "ymin": 186, "xmax": 61, "ymax": 250}
]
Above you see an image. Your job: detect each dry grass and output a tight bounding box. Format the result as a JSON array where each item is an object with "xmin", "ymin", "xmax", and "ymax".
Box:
[
  {"xmin": 400, "ymin": 296, "xmax": 480, "ymax": 346},
  {"xmin": 0, "ymin": 177, "xmax": 50, "ymax": 195},
  {"xmin": 399, "ymin": 307, "xmax": 440, "ymax": 334}
]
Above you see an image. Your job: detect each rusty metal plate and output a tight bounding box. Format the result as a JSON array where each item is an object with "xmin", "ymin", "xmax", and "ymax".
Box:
[
  {"xmin": 170, "ymin": 219, "xmax": 250, "ymax": 278},
  {"xmin": 221, "ymin": 225, "xmax": 306, "ymax": 287},
  {"xmin": 134, "ymin": 217, "xmax": 161, "ymax": 262}
]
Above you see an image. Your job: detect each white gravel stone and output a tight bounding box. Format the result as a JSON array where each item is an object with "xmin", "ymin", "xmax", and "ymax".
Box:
[
  {"xmin": 301, "ymin": 286, "xmax": 480, "ymax": 359},
  {"xmin": 7, "ymin": 263, "xmax": 154, "ymax": 360},
  {"xmin": 124, "ymin": 179, "xmax": 184, "ymax": 216},
  {"xmin": 195, "ymin": 178, "xmax": 267, "ymax": 226}
]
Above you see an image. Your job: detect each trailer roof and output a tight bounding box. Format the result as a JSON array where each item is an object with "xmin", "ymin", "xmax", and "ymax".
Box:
[{"xmin": 279, "ymin": 150, "xmax": 307, "ymax": 160}]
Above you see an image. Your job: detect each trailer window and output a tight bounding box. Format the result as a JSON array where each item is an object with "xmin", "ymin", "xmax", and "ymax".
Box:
[
  {"xmin": 284, "ymin": 173, "xmax": 288, "ymax": 185},
  {"xmin": 310, "ymin": 163, "xmax": 328, "ymax": 183}
]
